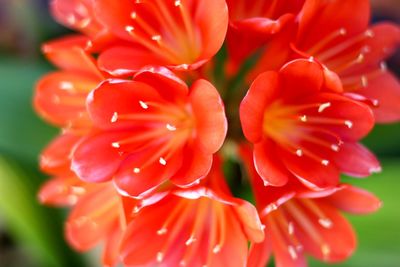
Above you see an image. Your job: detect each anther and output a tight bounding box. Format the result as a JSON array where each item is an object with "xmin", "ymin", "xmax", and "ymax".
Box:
[
  {"xmin": 159, "ymin": 157, "xmax": 167, "ymax": 165},
  {"xmin": 344, "ymin": 120, "xmax": 353, "ymax": 128},
  {"xmin": 318, "ymin": 218, "xmax": 333, "ymax": 229},
  {"xmin": 288, "ymin": 222, "xmax": 295, "ymax": 235},
  {"xmin": 288, "ymin": 246, "xmax": 298, "ymax": 260},
  {"xmin": 300, "ymin": 115, "xmax": 308, "ymax": 122},
  {"xmin": 318, "ymin": 102, "xmax": 331, "ymax": 113},
  {"xmin": 139, "ymin": 100, "xmax": 148, "ymax": 109},
  {"xmin": 151, "ymin": 35, "xmax": 162, "ymax": 42},
  {"xmin": 321, "ymin": 160, "xmax": 330, "ymax": 166},
  {"xmin": 111, "ymin": 142, "xmax": 120, "ymax": 148},
  {"xmin": 296, "ymin": 149, "xmax": 303, "ymax": 157},
  {"xmin": 157, "ymin": 252, "xmax": 163, "ymax": 262},
  {"xmin": 185, "ymin": 236, "xmax": 197, "ymax": 246},
  {"xmin": 133, "ymin": 168, "xmax": 141, "ymax": 174},
  {"xmin": 331, "ymin": 144, "xmax": 340, "ymax": 152},
  {"xmin": 157, "ymin": 228, "xmax": 167, "ymax": 235},
  {"xmin": 125, "ymin": 25, "xmax": 135, "ymax": 32},
  {"xmin": 365, "ymin": 29, "xmax": 374, "ymax": 38},
  {"xmin": 213, "ymin": 245, "xmax": 221, "ymax": 254},
  {"xmin": 361, "ymin": 76, "xmax": 368, "ymax": 87},
  {"xmin": 166, "ymin": 124, "xmax": 177, "ymax": 131},
  {"xmin": 111, "ymin": 112, "xmax": 118, "ymax": 123},
  {"xmin": 60, "ymin": 81, "xmax": 74, "ymax": 90}
]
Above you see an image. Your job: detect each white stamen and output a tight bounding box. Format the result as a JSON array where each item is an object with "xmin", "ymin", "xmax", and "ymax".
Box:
[
  {"xmin": 365, "ymin": 29, "xmax": 374, "ymax": 37},
  {"xmin": 300, "ymin": 115, "xmax": 307, "ymax": 122},
  {"xmin": 133, "ymin": 168, "xmax": 141, "ymax": 174},
  {"xmin": 185, "ymin": 236, "xmax": 197, "ymax": 246},
  {"xmin": 60, "ymin": 81, "xmax": 74, "ymax": 90},
  {"xmin": 151, "ymin": 35, "xmax": 162, "ymax": 42},
  {"xmin": 213, "ymin": 245, "xmax": 221, "ymax": 254},
  {"xmin": 331, "ymin": 144, "xmax": 340, "ymax": 152},
  {"xmin": 344, "ymin": 120, "xmax": 353, "ymax": 128},
  {"xmin": 157, "ymin": 228, "xmax": 167, "ymax": 235},
  {"xmin": 111, "ymin": 142, "xmax": 120, "ymax": 148},
  {"xmin": 157, "ymin": 252, "xmax": 163, "ymax": 262},
  {"xmin": 319, "ymin": 218, "xmax": 333, "ymax": 229},
  {"xmin": 159, "ymin": 157, "xmax": 167, "ymax": 165},
  {"xmin": 130, "ymin": 12, "xmax": 137, "ymax": 19},
  {"xmin": 288, "ymin": 246, "xmax": 298, "ymax": 260},
  {"xmin": 174, "ymin": 0, "xmax": 181, "ymax": 6},
  {"xmin": 139, "ymin": 100, "xmax": 148, "ymax": 109},
  {"xmin": 111, "ymin": 112, "xmax": 118, "ymax": 123},
  {"xmin": 288, "ymin": 222, "xmax": 295, "ymax": 235},
  {"xmin": 321, "ymin": 244, "xmax": 331, "ymax": 257},
  {"xmin": 361, "ymin": 76, "xmax": 368, "ymax": 87},
  {"xmin": 125, "ymin": 25, "xmax": 135, "ymax": 32},
  {"xmin": 296, "ymin": 149, "xmax": 303, "ymax": 157},
  {"xmin": 321, "ymin": 159, "xmax": 330, "ymax": 166},
  {"xmin": 166, "ymin": 124, "xmax": 177, "ymax": 131},
  {"xmin": 318, "ymin": 102, "xmax": 331, "ymax": 113}
]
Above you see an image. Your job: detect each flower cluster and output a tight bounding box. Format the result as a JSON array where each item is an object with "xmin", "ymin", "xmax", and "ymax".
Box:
[{"xmin": 35, "ymin": 0, "xmax": 399, "ymax": 266}]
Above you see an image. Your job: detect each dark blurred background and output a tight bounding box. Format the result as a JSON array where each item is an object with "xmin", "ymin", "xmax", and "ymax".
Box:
[{"xmin": 0, "ymin": 0, "xmax": 399, "ymax": 266}]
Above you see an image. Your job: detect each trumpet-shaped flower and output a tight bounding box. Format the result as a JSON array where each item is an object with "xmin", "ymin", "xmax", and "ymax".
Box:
[
  {"xmin": 72, "ymin": 68, "xmax": 227, "ymax": 197},
  {"xmin": 120, "ymin": 158, "xmax": 264, "ymax": 267},
  {"xmin": 39, "ymin": 174, "xmax": 127, "ymax": 267},
  {"xmin": 94, "ymin": 0, "xmax": 228, "ymax": 75},
  {"xmin": 240, "ymin": 145, "xmax": 382, "ymax": 267},
  {"xmin": 225, "ymin": 0, "xmax": 304, "ymax": 74},
  {"xmin": 250, "ymin": 0, "xmax": 400, "ymax": 123},
  {"xmin": 240, "ymin": 59, "xmax": 379, "ymax": 189},
  {"xmin": 34, "ymin": 35, "xmax": 103, "ymax": 131}
]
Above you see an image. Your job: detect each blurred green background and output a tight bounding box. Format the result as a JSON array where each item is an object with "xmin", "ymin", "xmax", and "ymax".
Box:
[{"xmin": 0, "ymin": 0, "xmax": 399, "ymax": 266}]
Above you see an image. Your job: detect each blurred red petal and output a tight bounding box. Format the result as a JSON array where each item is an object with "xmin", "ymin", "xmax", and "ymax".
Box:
[{"xmin": 326, "ymin": 185, "xmax": 382, "ymax": 214}]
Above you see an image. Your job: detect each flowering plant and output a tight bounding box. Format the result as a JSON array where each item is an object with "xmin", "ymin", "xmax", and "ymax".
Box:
[{"xmin": 35, "ymin": 0, "xmax": 399, "ymax": 266}]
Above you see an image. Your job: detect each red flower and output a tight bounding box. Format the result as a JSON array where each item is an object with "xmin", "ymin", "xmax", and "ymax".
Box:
[
  {"xmin": 240, "ymin": 59, "xmax": 379, "ymax": 190},
  {"xmin": 50, "ymin": 0, "xmax": 116, "ymax": 50},
  {"xmin": 295, "ymin": 0, "xmax": 400, "ymax": 123},
  {"xmin": 240, "ymin": 145, "xmax": 381, "ymax": 267},
  {"xmin": 39, "ymin": 175, "xmax": 127, "ymax": 267},
  {"xmin": 225, "ymin": 0, "xmax": 304, "ymax": 75},
  {"xmin": 93, "ymin": 0, "xmax": 228, "ymax": 75},
  {"xmin": 72, "ymin": 68, "xmax": 227, "ymax": 197},
  {"xmin": 120, "ymin": 158, "xmax": 264, "ymax": 267},
  {"xmin": 34, "ymin": 35, "xmax": 104, "ymax": 131},
  {"xmin": 250, "ymin": 0, "xmax": 400, "ymax": 123}
]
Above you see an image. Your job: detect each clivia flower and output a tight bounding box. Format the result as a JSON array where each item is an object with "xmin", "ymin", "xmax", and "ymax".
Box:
[
  {"xmin": 250, "ymin": 0, "xmax": 400, "ymax": 123},
  {"xmin": 34, "ymin": 0, "xmax": 399, "ymax": 266},
  {"xmin": 93, "ymin": 0, "xmax": 229, "ymax": 75},
  {"xmin": 225, "ymin": 0, "xmax": 304, "ymax": 74},
  {"xmin": 72, "ymin": 68, "xmax": 227, "ymax": 198},
  {"xmin": 34, "ymin": 35, "xmax": 104, "ymax": 131},
  {"xmin": 240, "ymin": 145, "xmax": 382, "ymax": 267},
  {"xmin": 50, "ymin": 0, "xmax": 116, "ymax": 50},
  {"xmin": 120, "ymin": 157, "xmax": 264, "ymax": 267},
  {"xmin": 39, "ymin": 175, "xmax": 127, "ymax": 267},
  {"xmin": 34, "ymin": 35, "xmax": 108, "ymax": 176},
  {"xmin": 240, "ymin": 59, "xmax": 380, "ymax": 189},
  {"xmin": 293, "ymin": 0, "xmax": 400, "ymax": 123}
]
